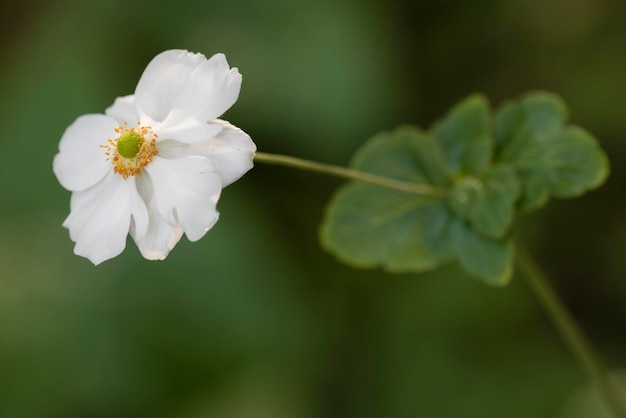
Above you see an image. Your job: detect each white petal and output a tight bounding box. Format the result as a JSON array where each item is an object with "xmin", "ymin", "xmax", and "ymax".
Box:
[
  {"xmin": 105, "ymin": 95, "xmax": 138, "ymax": 125},
  {"xmin": 53, "ymin": 114, "xmax": 118, "ymax": 192},
  {"xmin": 134, "ymin": 50, "xmax": 241, "ymax": 125},
  {"xmin": 169, "ymin": 53, "xmax": 241, "ymax": 122},
  {"xmin": 133, "ymin": 209, "xmax": 184, "ymax": 260},
  {"xmin": 134, "ymin": 50, "xmax": 206, "ymax": 123},
  {"xmin": 63, "ymin": 173, "xmax": 149, "ymax": 265},
  {"xmin": 154, "ymin": 118, "xmax": 223, "ymax": 144},
  {"xmin": 154, "ymin": 120, "xmax": 255, "ymax": 185},
  {"xmin": 131, "ymin": 175, "xmax": 184, "ymax": 260},
  {"xmin": 187, "ymin": 119, "xmax": 256, "ymax": 186},
  {"xmin": 145, "ymin": 156, "xmax": 221, "ymax": 242}
]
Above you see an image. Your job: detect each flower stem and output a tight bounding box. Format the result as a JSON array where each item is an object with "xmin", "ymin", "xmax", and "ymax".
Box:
[
  {"xmin": 516, "ymin": 244, "xmax": 626, "ymax": 418},
  {"xmin": 254, "ymin": 152, "xmax": 447, "ymax": 198}
]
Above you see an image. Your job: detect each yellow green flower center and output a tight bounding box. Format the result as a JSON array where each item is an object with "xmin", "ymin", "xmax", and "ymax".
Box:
[
  {"xmin": 116, "ymin": 131, "xmax": 143, "ymax": 158},
  {"xmin": 101, "ymin": 122, "xmax": 159, "ymax": 179}
]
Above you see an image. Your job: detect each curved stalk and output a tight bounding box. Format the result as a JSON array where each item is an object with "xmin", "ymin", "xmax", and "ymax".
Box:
[
  {"xmin": 255, "ymin": 150, "xmax": 624, "ymax": 416},
  {"xmin": 254, "ymin": 152, "xmax": 447, "ymax": 198},
  {"xmin": 516, "ymin": 245, "xmax": 626, "ymax": 418}
]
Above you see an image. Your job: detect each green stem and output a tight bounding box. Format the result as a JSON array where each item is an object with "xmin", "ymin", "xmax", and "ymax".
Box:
[
  {"xmin": 255, "ymin": 150, "xmax": 623, "ymax": 414},
  {"xmin": 254, "ymin": 152, "xmax": 447, "ymax": 198},
  {"xmin": 516, "ymin": 245, "xmax": 626, "ymax": 418}
]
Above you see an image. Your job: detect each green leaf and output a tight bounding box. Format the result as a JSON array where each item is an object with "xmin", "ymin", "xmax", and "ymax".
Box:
[
  {"xmin": 432, "ymin": 94, "xmax": 492, "ymax": 176},
  {"xmin": 320, "ymin": 127, "xmax": 454, "ymax": 274},
  {"xmin": 321, "ymin": 184, "xmax": 453, "ymax": 273},
  {"xmin": 451, "ymin": 219, "xmax": 514, "ymax": 286},
  {"xmin": 495, "ymin": 92, "xmax": 567, "ymax": 155},
  {"xmin": 495, "ymin": 92, "xmax": 609, "ymax": 210},
  {"xmin": 449, "ymin": 165, "xmax": 520, "ymax": 239},
  {"xmin": 350, "ymin": 125, "xmax": 453, "ymax": 186},
  {"xmin": 515, "ymin": 127, "xmax": 608, "ymax": 197},
  {"xmin": 518, "ymin": 176, "xmax": 549, "ymax": 212}
]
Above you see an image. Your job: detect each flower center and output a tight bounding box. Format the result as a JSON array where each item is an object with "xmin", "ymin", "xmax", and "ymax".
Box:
[
  {"xmin": 101, "ymin": 122, "xmax": 158, "ymax": 179},
  {"xmin": 116, "ymin": 131, "xmax": 143, "ymax": 158}
]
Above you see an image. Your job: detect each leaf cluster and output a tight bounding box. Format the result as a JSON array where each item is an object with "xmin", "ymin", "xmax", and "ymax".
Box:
[{"xmin": 321, "ymin": 92, "xmax": 608, "ymax": 285}]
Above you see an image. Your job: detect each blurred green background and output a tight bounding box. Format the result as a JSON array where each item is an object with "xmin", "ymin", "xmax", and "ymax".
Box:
[{"xmin": 1, "ymin": 0, "xmax": 626, "ymax": 417}]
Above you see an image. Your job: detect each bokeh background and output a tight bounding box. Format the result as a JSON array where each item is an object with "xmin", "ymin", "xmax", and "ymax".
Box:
[{"xmin": 1, "ymin": 0, "xmax": 626, "ymax": 417}]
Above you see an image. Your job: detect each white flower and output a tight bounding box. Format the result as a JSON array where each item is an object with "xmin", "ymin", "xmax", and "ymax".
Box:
[{"xmin": 53, "ymin": 50, "xmax": 256, "ymax": 264}]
